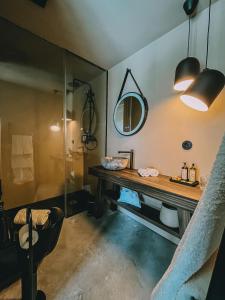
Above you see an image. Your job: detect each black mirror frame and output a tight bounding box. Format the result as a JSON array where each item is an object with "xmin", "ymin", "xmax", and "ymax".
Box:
[{"xmin": 113, "ymin": 92, "xmax": 148, "ymax": 136}]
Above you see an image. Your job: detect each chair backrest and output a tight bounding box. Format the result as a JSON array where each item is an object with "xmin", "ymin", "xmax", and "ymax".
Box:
[
  {"xmin": 34, "ymin": 207, "xmax": 64, "ymax": 261},
  {"xmin": 16, "ymin": 207, "xmax": 64, "ymax": 265}
]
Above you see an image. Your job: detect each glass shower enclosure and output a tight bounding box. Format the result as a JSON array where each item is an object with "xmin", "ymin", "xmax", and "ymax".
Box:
[{"xmin": 0, "ymin": 17, "xmax": 107, "ymax": 217}]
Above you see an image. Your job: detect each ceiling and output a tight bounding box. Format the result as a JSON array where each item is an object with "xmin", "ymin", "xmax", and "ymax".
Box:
[
  {"xmin": 0, "ymin": 0, "xmax": 215, "ymax": 70},
  {"xmin": 0, "ymin": 17, "xmax": 104, "ymax": 92}
]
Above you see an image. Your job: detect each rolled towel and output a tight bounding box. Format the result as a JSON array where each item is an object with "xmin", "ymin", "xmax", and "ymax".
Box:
[
  {"xmin": 19, "ymin": 224, "xmax": 39, "ymax": 249},
  {"xmin": 138, "ymin": 167, "xmax": 159, "ymax": 177},
  {"xmin": 14, "ymin": 209, "xmax": 50, "ymax": 227},
  {"xmin": 150, "ymin": 168, "xmax": 159, "ymax": 177}
]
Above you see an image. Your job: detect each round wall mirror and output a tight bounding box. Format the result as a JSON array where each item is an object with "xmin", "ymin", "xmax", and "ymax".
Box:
[{"xmin": 113, "ymin": 92, "xmax": 148, "ymax": 136}]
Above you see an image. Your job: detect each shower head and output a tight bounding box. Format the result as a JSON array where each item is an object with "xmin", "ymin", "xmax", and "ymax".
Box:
[
  {"xmin": 68, "ymin": 78, "xmax": 91, "ymax": 90},
  {"xmin": 73, "ymin": 79, "xmax": 84, "ymax": 89}
]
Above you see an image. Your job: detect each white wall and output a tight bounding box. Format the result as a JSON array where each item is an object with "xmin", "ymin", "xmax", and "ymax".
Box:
[{"xmin": 107, "ymin": 0, "xmax": 225, "ymax": 179}]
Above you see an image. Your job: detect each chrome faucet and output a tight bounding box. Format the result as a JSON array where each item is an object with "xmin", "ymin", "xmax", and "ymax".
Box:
[{"xmin": 118, "ymin": 150, "xmax": 134, "ymax": 169}]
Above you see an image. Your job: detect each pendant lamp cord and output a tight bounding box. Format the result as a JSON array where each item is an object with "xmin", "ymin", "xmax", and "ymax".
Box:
[
  {"xmin": 205, "ymin": 0, "xmax": 212, "ymax": 68},
  {"xmin": 187, "ymin": 16, "xmax": 191, "ymax": 57}
]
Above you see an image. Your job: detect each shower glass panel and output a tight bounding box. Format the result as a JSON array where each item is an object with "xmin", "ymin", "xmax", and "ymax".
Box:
[
  {"xmin": 0, "ymin": 18, "xmax": 65, "ymax": 210},
  {"xmin": 64, "ymin": 51, "xmax": 106, "ymax": 216},
  {"xmin": 0, "ymin": 18, "xmax": 107, "ymax": 215}
]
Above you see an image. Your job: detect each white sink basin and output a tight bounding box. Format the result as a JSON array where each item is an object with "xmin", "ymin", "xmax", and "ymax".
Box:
[{"xmin": 101, "ymin": 156, "xmax": 129, "ymax": 170}]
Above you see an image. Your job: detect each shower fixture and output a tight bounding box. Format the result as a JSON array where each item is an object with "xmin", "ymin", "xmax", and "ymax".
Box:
[
  {"xmin": 68, "ymin": 78, "xmax": 91, "ymax": 91},
  {"xmin": 81, "ymin": 87, "xmax": 97, "ymax": 151},
  {"xmin": 68, "ymin": 78, "xmax": 98, "ymax": 151}
]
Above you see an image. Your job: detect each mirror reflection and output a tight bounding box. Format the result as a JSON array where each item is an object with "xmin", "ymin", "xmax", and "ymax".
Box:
[{"xmin": 113, "ymin": 92, "xmax": 148, "ymax": 136}]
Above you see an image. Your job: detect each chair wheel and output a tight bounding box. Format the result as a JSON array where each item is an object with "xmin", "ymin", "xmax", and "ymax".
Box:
[{"xmin": 36, "ymin": 290, "xmax": 46, "ymax": 300}]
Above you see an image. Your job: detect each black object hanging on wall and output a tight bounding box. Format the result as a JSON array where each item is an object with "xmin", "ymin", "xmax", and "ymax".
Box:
[
  {"xmin": 183, "ymin": 0, "xmax": 199, "ymax": 16},
  {"xmin": 181, "ymin": 69, "xmax": 225, "ymax": 111},
  {"xmin": 174, "ymin": 0, "xmax": 200, "ymax": 92},
  {"xmin": 181, "ymin": 0, "xmax": 225, "ymax": 111},
  {"xmin": 117, "ymin": 68, "xmax": 147, "ymax": 103},
  {"xmin": 31, "ymin": 0, "xmax": 48, "ymax": 8},
  {"xmin": 182, "ymin": 140, "xmax": 193, "ymax": 150},
  {"xmin": 114, "ymin": 68, "xmax": 148, "ymax": 136}
]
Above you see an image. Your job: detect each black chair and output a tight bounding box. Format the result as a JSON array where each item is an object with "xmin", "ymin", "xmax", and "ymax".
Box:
[
  {"xmin": 0, "ymin": 212, "xmax": 20, "ymax": 291},
  {"xmin": 16, "ymin": 207, "xmax": 64, "ymax": 300},
  {"xmin": 0, "ymin": 207, "xmax": 64, "ymax": 299}
]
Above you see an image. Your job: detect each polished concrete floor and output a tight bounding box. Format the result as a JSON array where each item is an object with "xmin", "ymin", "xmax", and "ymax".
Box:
[{"xmin": 0, "ymin": 211, "xmax": 176, "ymax": 300}]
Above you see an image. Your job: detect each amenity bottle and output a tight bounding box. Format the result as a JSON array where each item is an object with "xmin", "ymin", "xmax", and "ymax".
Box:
[
  {"xmin": 181, "ymin": 162, "xmax": 188, "ymax": 181},
  {"xmin": 189, "ymin": 163, "xmax": 196, "ymax": 182}
]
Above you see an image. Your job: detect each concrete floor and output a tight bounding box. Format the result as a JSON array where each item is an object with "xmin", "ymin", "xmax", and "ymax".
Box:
[{"xmin": 0, "ymin": 211, "xmax": 176, "ymax": 300}]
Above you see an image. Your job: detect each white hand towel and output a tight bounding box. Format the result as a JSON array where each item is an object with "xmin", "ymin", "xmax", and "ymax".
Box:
[
  {"xmin": 22, "ymin": 168, "xmax": 34, "ymax": 182},
  {"xmin": 138, "ymin": 168, "xmax": 159, "ymax": 177},
  {"xmin": 11, "ymin": 135, "xmax": 34, "ymax": 184},
  {"xmin": 11, "ymin": 155, "xmax": 33, "ymax": 169},
  {"xmin": 19, "ymin": 224, "xmax": 39, "ymax": 249},
  {"xmin": 14, "ymin": 209, "xmax": 51, "ymax": 226},
  {"xmin": 22, "ymin": 135, "xmax": 33, "ymax": 154},
  {"xmin": 138, "ymin": 168, "xmax": 151, "ymax": 177},
  {"xmin": 12, "ymin": 135, "xmax": 23, "ymax": 155},
  {"xmin": 12, "ymin": 169, "xmax": 24, "ymax": 185},
  {"xmin": 149, "ymin": 168, "xmax": 159, "ymax": 177},
  {"xmin": 12, "ymin": 168, "xmax": 34, "ymax": 185}
]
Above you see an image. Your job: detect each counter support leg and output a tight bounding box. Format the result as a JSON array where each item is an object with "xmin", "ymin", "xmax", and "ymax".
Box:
[{"xmin": 94, "ymin": 178, "xmax": 105, "ymax": 218}]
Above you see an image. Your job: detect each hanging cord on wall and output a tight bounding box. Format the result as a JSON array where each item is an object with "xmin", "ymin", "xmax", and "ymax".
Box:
[
  {"xmin": 187, "ymin": 16, "xmax": 191, "ymax": 57},
  {"xmin": 117, "ymin": 68, "xmax": 146, "ymax": 102},
  {"xmin": 81, "ymin": 87, "xmax": 97, "ymax": 151},
  {"xmin": 205, "ymin": 0, "xmax": 212, "ymax": 68}
]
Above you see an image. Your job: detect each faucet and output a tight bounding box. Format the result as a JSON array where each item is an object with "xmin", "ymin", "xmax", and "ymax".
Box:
[{"xmin": 118, "ymin": 150, "xmax": 134, "ymax": 169}]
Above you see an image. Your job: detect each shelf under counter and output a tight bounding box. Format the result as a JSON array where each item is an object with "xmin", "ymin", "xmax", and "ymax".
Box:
[
  {"xmin": 104, "ymin": 189, "xmax": 180, "ymax": 239},
  {"xmin": 89, "ymin": 166, "xmax": 202, "ymax": 239}
]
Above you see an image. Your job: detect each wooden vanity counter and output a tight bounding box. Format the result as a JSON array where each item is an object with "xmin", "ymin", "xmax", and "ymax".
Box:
[{"xmin": 89, "ymin": 166, "xmax": 202, "ymax": 238}]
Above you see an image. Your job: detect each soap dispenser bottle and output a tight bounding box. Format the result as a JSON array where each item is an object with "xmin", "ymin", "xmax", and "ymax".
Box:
[
  {"xmin": 181, "ymin": 162, "xmax": 188, "ymax": 181},
  {"xmin": 189, "ymin": 163, "xmax": 196, "ymax": 182}
]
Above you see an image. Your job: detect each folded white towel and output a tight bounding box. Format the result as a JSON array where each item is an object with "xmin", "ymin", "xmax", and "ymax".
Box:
[
  {"xmin": 11, "ymin": 135, "xmax": 34, "ymax": 184},
  {"xmin": 12, "ymin": 135, "xmax": 23, "ymax": 155},
  {"xmin": 12, "ymin": 135, "xmax": 33, "ymax": 155},
  {"xmin": 138, "ymin": 168, "xmax": 159, "ymax": 177},
  {"xmin": 11, "ymin": 155, "xmax": 33, "ymax": 169},
  {"xmin": 149, "ymin": 168, "xmax": 159, "ymax": 177},
  {"xmin": 19, "ymin": 224, "xmax": 39, "ymax": 249},
  {"xmin": 23, "ymin": 135, "xmax": 33, "ymax": 155},
  {"xmin": 12, "ymin": 164, "xmax": 34, "ymax": 185},
  {"xmin": 14, "ymin": 209, "xmax": 50, "ymax": 226}
]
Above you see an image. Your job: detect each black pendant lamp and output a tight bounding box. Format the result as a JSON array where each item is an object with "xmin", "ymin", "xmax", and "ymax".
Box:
[
  {"xmin": 174, "ymin": 1, "xmax": 200, "ymax": 92},
  {"xmin": 181, "ymin": 0, "xmax": 225, "ymax": 111}
]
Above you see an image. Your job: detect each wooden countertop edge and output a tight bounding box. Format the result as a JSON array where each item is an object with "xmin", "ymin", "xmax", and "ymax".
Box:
[{"xmin": 89, "ymin": 166, "xmax": 202, "ymax": 202}]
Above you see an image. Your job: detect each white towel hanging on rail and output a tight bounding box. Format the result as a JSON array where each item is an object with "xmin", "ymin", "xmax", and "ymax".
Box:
[{"xmin": 11, "ymin": 135, "xmax": 34, "ymax": 184}]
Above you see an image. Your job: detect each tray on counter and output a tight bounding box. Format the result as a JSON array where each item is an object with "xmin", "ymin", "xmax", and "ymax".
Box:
[{"xmin": 170, "ymin": 177, "xmax": 199, "ymax": 187}]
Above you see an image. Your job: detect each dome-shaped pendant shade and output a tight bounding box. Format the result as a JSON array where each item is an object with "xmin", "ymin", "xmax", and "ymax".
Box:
[
  {"xmin": 174, "ymin": 57, "xmax": 200, "ymax": 91},
  {"xmin": 181, "ymin": 68, "xmax": 225, "ymax": 111}
]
